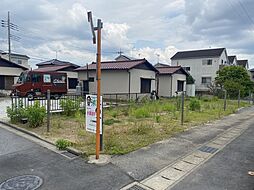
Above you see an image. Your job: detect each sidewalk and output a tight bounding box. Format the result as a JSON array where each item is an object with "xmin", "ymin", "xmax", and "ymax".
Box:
[{"xmin": 112, "ymin": 106, "xmax": 254, "ymax": 183}]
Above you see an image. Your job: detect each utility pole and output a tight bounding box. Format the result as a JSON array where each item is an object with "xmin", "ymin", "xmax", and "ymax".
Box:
[
  {"xmin": 1, "ymin": 11, "xmax": 20, "ymax": 62},
  {"xmin": 7, "ymin": 11, "xmax": 11, "ymax": 61},
  {"xmin": 88, "ymin": 11, "xmax": 103, "ymax": 160}
]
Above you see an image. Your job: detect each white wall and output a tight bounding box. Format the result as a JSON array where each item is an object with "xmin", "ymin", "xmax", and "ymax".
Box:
[
  {"xmin": 158, "ymin": 75, "xmax": 172, "ymax": 97},
  {"xmin": 129, "ymin": 68, "xmax": 156, "ymax": 93},
  {"xmin": 78, "ymin": 68, "xmax": 156, "ymax": 94},
  {"xmin": 78, "ymin": 70, "xmax": 129, "ymax": 94}
]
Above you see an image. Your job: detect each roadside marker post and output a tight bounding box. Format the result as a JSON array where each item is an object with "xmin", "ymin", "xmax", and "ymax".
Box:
[
  {"xmin": 238, "ymin": 90, "xmax": 240, "ymax": 108},
  {"xmin": 224, "ymin": 90, "xmax": 227, "ymax": 111},
  {"xmin": 181, "ymin": 91, "xmax": 184, "ymax": 125},
  {"xmin": 46, "ymin": 89, "xmax": 50, "ymax": 132},
  {"xmin": 87, "ymin": 11, "xmax": 103, "ymax": 160}
]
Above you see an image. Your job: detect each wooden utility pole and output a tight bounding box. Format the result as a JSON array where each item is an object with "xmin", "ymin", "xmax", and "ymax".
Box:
[
  {"xmin": 7, "ymin": 11, "xmax": 11, "ymax": 61},
  {"xmin": 87, "ymin": 11, "xmax": 103, "ymax": 160},
  {"xmin": 95, "ymin": 19, "xmax": 102, "ymax": 160}
]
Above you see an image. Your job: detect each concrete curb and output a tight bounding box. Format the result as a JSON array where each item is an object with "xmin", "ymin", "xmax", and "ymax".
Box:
[{"xmin": 0, "ymin": 120, "xmax": 83, "ymax": 157}]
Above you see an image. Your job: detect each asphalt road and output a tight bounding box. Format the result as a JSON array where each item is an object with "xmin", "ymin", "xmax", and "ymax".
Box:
[
  {"xmin": 0, "ymin": 126, "xmax": 132, "ymax": 190},
  {"xmin": 170, "ymin": 122, "xmax": 254, "ymax": 190}
]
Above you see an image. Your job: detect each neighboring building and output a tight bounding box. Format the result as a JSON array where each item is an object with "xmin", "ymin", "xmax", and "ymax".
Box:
[
  {"xmin": 228, "ymin": 55, "xmax": 238, "ymax": 65},
  {"xmin": 114, "ymin": 54, "xmax": 137, "ymax": 61},
  {"xmin": 76, "ymin": 59, "xmax": 157, "ymax": 98},
  {"xmin": 35, "ymin": 59, "xmax": 80, "ymax": 92},
  {"xmin": 171, "ymin": 48, "xmax": 228, "ymax": 93},
  {"xmin": 237, "ymin": 60, "xmax": 249, "ymax": 70},
  {"xmin": 0, "ymin": 51, "xmax": 30, "ymax": 69},
  {"xmin": 249, "ymin": 68, "xmax": 254, "ymax": 81},
  {"xmin": 155, "ymin": 65, "xmax": 189, "ymax": 97},
  {"xmin": 0, "ymin": 57, "xmax": 28, "ymax": 93},
  {"xmin": 154, "ymin": 63, "xmax": 170, "ymax": 68}
]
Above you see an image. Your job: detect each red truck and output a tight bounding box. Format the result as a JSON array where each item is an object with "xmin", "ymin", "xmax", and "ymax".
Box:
[{"xmin": 12, "ymin": 70, "xmax": 67, "ymax": 100}]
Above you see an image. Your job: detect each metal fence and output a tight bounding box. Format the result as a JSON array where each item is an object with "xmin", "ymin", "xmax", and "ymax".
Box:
[
  {"xmin": 10, "ymin": 92, "xmax": 152, "ymax": 112},
  {"xmin": 11, "ymin": 94, "xmax": 85, "ymax": 112}
]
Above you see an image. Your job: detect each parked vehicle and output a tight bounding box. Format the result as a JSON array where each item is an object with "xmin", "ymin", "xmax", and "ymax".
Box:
[{"xmin": 12, "ymin": 70, "xmax": 67, "ymax": 100}]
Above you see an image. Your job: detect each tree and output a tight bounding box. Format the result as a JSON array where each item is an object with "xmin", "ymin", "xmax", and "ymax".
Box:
[{"xmin": 215, "ymin": 66, "xmax": 254, "ymax": 98}]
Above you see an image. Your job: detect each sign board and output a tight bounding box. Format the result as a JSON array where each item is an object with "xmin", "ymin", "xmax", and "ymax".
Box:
[{"xmin": 86, "ymin": 94, "xmax": 102, "ymax": 134}]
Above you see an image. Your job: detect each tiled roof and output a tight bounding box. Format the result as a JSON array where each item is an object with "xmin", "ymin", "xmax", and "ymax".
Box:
[
  {"xmin": 36, "ymin": 59, "xmax": 79, "ymax": 67},
  {"xmin": 157, "ymin": 66, "xmax": 189, "ymax": 75},
  {"xmin": 171, "ymin": 48, "xmax": 225, "ymax": 60},
  {"xmin": 33, "ymin": 65, "xmax": 71, "ymax": 72},
  {"xmin": 76, "ymin": 59, "xmax": 157, "ymax": 71},
  {"xmin": 237, "ymin": 60, "xmax": 248, "ymax": 67}
]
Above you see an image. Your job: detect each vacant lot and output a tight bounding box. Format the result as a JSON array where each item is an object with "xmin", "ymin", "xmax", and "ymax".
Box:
[{"xmin": 12, "ymin": 97, "xmax": 250, "ymax": 155}]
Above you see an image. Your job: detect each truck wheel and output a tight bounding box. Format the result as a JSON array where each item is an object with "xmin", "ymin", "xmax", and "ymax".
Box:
[{"xmin": 27, "ymin": 93, "xmax": 34, "ymax": 101}]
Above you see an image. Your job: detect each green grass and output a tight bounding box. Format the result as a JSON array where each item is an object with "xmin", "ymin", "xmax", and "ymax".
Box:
[{"xmin": 13, "ymin": 97, "xmax": 251, "ymax": 155}]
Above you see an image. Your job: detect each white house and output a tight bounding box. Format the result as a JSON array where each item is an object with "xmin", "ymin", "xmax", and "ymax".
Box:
[
  {"xmin": 171, "ymin": 48, "xmax": 229, "ymax": 93},
  {"xmin": 0, "ymin": 51, "xmax": 30, "ymax": 69},
  {"xmin": 0, "ymin": 57, "xmax": 28, "ymax": 94},
  {"xmin": 35, "ymin": 59, "xmax": 80, "ymax": 92},
  {"xmin": 237, "ymin": 60, "xmax": 249, "ymax": 70},
  {"xmin": 228, "ymin": 55, "xmax": 238, "ymax": 65},
  {"xmin": 76, "ymin": 59, "xmax": 157, "ymax": 99},
  {"xmin": 155, "ymin": 65, "xmax": 189, "ymax": 97}
]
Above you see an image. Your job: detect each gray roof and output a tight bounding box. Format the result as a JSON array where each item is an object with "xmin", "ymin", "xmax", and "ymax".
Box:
[
  {"xmin": 0, "ymin": 51, "xmax": 30, "ymax": 59},
  {"xmin": 237, "ymin": 60, "xmax": 248, "ymax": 68},
  {"xmin": 154, "ymin": 63, "xmax": 170, "ymax": 68},
  {"xmin": 228, "ymin": 55, "xmax": 236, "ymax": 64},
  {"xmin": 171, "ymin": 48, "xmax": 225, "ymax": 60},
  {"xmin": 36, "ymin": 59, "xmax": 79, "ymax": 67},
  {"xmin": 115, "ymin": 55, "xmax": 137, "ymax": 61}
]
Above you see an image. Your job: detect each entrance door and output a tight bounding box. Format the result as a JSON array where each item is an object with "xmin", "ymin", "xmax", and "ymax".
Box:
[
  {"xmin": 0, "ymin": 76, "xmax": 5, "ymax": 89},
  {"xmin": 177, "ymin": 80, "xmax": 184, "ymax": 92},
  {"xmin": 140, "ymin": 78, "xmax": 151, "ymax": 93},
  {"xmin": 83, "ymin": 80, "xmax": 89, "ymax": 95}
]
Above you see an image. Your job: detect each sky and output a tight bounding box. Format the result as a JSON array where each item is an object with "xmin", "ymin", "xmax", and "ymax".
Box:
[{"xmin": 0, "ymin": 0, "xmax": 254, "ymax": 68}]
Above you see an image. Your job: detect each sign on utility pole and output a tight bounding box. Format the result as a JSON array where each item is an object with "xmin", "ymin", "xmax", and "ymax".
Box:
[
  {"xmin": 87, "ymin": 11, "xmax": 103, "ymax": 160},
  {"xmin": 86, "ymin": 95, "xmax": 102, "ymax": 134}
]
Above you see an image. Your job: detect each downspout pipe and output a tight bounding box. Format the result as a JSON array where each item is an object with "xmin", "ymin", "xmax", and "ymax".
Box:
[{"xmin": 128, "ymin": 70, "xmax": 131, "ymax": 100}]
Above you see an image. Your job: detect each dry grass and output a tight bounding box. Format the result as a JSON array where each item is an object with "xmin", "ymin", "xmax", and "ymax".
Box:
[{"xmin": 16, "ymin": 97, "xmax": 250, "ymax": 155}]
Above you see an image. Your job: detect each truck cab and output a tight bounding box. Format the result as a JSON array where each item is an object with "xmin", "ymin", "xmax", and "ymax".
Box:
[{"xmin": 12, "ymin": 70, "xmax": 67, "ymax": 100}]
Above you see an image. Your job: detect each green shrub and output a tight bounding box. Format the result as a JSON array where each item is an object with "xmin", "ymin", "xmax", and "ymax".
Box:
[
  {"xmin": 60, "ymin": 98, "xmax": 81, "ymax": 116},
  {"xmin": 155, "ymin": 115, "xmax": 161, "ymax": 123},
  {"xmin": 26, "ymin": 101, "xmax": 46, "ymax": 128},
  {"xmin": 56, "ymin": 139, "xmax": 72, "ymax": 150},
  {"xmin": 6, "ymin": 101, "xmax": 28, "ymax": 123},
  {"xmin": 131, "ymin": 107, "xmax": 150, "ymax": 118},
  {"xmin": 189, "ymin": 99, "xmax": 201, "ymax": 111}
]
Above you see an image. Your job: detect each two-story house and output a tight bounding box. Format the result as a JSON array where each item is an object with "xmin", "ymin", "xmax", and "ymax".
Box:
[
  {"xmin": 0, "ymin": 51, "xmax": 30, "ymax": 69},
  {"xmin": 171, "ymin": 48, "xmax": 228, "ymax": 93}
]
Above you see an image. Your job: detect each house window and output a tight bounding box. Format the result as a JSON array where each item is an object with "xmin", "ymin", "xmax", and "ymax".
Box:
[
  {"xmin": 177, "ymin": 80, "xmax": 184, "ymax": 92},
  {"xmin": 221, "ymin": 60, "xmax": 223, "ymax": 64},
  {"xmin": 202, "ymin": 59, "xmax": 212, "ymax": 65},
  {"xmin": 201, "ymin": 77, "xmax": 212, "ymax": 84},
  {"xmin": 17, "ymin": 60, "xmax": 22, "ymax": 64},
  {"xmin": 68, "ymin": 78, "xmax": 78, "ymax": 89},
  {"xmin": 140, "ymin": 78, "xmax": 151, "ymax": 93},
  {"xmin": 183, "ymin": 67, "xmax": 190, "ymax": 71}
]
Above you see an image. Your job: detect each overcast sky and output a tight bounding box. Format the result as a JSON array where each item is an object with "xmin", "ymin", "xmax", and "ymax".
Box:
[{"xmin": 0, "ymin": 0, "xmax": 254, "ymax": 68}]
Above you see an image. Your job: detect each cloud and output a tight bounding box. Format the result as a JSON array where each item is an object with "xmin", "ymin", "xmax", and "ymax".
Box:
[{"xmin": 0, "ymin": 0, "xmax": 254, "ymax": 68}]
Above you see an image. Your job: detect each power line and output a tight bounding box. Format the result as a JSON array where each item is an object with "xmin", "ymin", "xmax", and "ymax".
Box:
[{"xmin": 237, "ymin": 0, "xmax": 254, "ymax": 28}]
